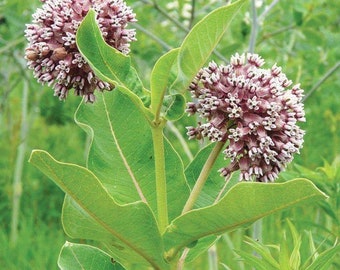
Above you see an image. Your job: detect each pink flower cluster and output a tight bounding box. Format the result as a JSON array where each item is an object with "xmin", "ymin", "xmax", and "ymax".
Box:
[
  {"xmin": 25, "ymin": 0, "xmax": 136, "ymax": 102},
  {"xmin": 187, "ymin": 53, "xmax": 305, "ymax": 182}
]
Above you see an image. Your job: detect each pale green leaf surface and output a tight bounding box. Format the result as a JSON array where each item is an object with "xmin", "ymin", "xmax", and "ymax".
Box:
[
  {"xmin": 29, "ymin": 150, "xmax": 167, "ymax": 270},
  {"xmin": 61, "ymin": 196, "xmax": 157, "ymax": 269},
  {"xmin": 75, "ymin": 90, "xmax": 189, "ymax": 221},
  {"xmin": 163, "ymin": 93, "xmax": 186, "ymax": 121},
  {"xmin": 58, "ymin": 242, "xmax": 123, "ymax": 270},
  {"xmin": 150, "ymin": 48, "xmax": 179, "ymax": 116},
  {"xmin": 163, "ymin": 179, "xmax": 326, "ymax": 259},
  {"xmin": 76, "ymin": 10, "xmax": 149, "ymax": 108},
  {"xmin": 172, "ymin": 0, "xmax": 247, "ymax": 92}
]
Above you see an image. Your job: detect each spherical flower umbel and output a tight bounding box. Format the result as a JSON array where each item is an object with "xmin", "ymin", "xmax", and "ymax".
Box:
[
  {"xmin": 25, "ymin": 0, "xmax": 137, "ymax": 102},
  {"xmin": 186, "ymin": 53, "xmax": 305, "ymax": 182}
]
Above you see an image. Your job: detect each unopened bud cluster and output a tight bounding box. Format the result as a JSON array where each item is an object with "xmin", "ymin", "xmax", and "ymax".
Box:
[
  {"xmin": 25, "ymin": 0, "xmax": 136, "ymax": 102},
  {"xmin": 187, "ymin": 53, "xmax": 305, "ymax": 182}
]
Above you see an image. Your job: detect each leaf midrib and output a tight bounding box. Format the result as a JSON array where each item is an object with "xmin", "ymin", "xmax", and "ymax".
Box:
[
  {"xmin": 32, "ymin": 151, "xmax": 163, "ymax": 270},
  {"xmin": 166, "ymin": 191, "xmax": 323, "ymax": 255},
  {"xmin": 101, "ymin": 94, "xmax": 148, "ymax": 204}
]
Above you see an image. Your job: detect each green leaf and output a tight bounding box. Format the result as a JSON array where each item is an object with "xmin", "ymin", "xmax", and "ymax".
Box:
[
  {"xmin": 163, "ymin": 179, "xmax": 326, "ymax": 260},
  {"xmin": 58, "ymin": 242, "xmax": 124, "ymax": 270},
  {"xmin": 185, "ymin": 236, "xmax": 218, "ymax": 263},
  {"xmin": 61, "ymin": 196, "xmax": 154, "ymax": 269},
  {"xmin": 279, "ymin": 232, "xmax": 291, "ymax": 270},
  {"xmin": 177, "ymin": 144, "xmax": 240, "ymax": 261},
  {"xmin": 171, "ymin": 0, "xmax": 247, "ymax": 92},
  {"xmin": 287, "ymin": 220, "xmax": 301, "ymax": 270},
  {"xmin": 304, "ymin": 243, "xmax": 340, "ymax": 270},
  {"xmin": 76, "ymin": 9, "xmax": 150, "ymax": 109},
  {"xmin": 29, "ymin": 150, "xmax": 168, "ymax": 270},
  {"xmin": 75, "ymin": 90, "xmax": 189, "ymax": 221},
  {"xmin": 236, "ymin": 249, "xmax": 269, "ymax": 270},
  {"xmin": 163, "ymin": 93, "xmax": 186, "ymax": 121},
  {"xmin": 150, "ymin": 48, "xmax": 179, "ymax": 116},
  {"xmin": 243, "ymin": 236, "xmax": 280, "ymax": 269}
]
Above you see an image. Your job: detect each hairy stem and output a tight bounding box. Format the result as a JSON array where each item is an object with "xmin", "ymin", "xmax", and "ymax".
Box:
[
  {"xmin": 152, "ymin": 120, "xmax": 168, "ymax": 232},
  {"xmin": 182, "ymin": 141, "xmax": 225, "ymax": 214}
]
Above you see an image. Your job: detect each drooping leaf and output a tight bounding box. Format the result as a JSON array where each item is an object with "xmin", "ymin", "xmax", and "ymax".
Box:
[
  {"xmin": 74, "ymin": 90, "xmax": 189, "ymax": 222},
  {"xmin": 29, "ymin": 150, "xmax": 168, "ymax": 270},
  {"xmin": 171, "ymin": 0, "xmax": 247, "ymax": 92},
  {"xmin": 58, "ymin": 242, "xmax": 124, "ymax": 270},
  {"xmin": 163, "ymin": 179, "xmax": 326, "ymax": 260},
  {"xmin": 76, "ymin": 9, "xmax": 150, "ymax": 109}
]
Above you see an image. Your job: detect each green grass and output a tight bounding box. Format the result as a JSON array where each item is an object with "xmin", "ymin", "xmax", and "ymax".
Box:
[{"xmin": 0, "ymin": 217, "xmax": 66, "ymax": 270}]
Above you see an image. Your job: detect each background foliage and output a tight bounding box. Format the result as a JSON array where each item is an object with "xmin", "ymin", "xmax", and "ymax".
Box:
[{"xmin": 0, "ymin": 0, "xmax": 339, "ymax": 269}]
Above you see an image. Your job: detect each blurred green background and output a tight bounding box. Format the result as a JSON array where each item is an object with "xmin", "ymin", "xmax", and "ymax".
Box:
[{"xmin": 0, "ymin": 0, "xmax": 339, "ymax": 269}]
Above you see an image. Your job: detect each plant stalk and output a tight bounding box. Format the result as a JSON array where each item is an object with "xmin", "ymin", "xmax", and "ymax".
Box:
[
  {"xmin": 152, "ymin": 121, "xmax": 168, "ymax": 232},
  {"xmin": 248, "ymin": 0, "xmax": 258, "ymax": 54},
  {"xmin": 182, "ymin": 141, "xmax": 225, "ymax": 214},
  {"xmin": 10, "ymin": 79, "xmax": 29, "ymax": 245}
]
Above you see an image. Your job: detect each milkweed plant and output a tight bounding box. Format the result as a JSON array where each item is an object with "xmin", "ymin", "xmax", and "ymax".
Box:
[{"xmin": 26, "ymin": 0, "xmax": 326, "ymax": 269}]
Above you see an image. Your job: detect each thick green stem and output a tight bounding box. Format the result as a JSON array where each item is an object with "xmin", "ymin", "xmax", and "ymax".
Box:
[
  {"xmin": 182, "ymin": 141, "xmax": 225, "ymax": 214},
  {"xmin": 152, "ymin": 120, "xmax": 168, "ymax": 233}
]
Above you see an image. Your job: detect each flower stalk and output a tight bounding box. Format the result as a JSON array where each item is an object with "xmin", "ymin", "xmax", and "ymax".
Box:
[{"xmin": 182, "ymin": 141, "xmax": 225, "ymax": 214}]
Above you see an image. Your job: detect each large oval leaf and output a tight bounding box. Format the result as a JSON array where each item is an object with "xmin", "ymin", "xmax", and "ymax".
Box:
[
  {"xmin": 61, "ymin": 196, "xmax": 156, "ymax": 269},
  {"xmin": 58, "ymin": 242, "xmax": 124, "ymax": 270},
  {"xmin": 163, "ymin": 179, "xmax": 326, "ymax": 260},
  {"xmin": 29, "ymin": 150, "xmax": 168, "ymax": 270},
  {"xmin": 75, "ymin": 90, "xmax": 189, "ymax": 222},
  {"xmin": 171, "ymin": 0, "xmax": 247, "ymax": 92}
]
